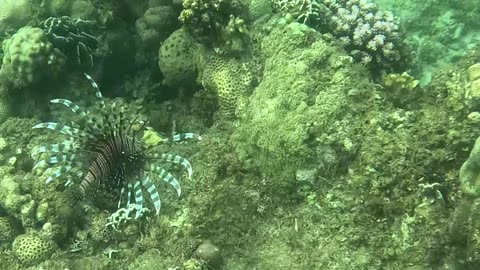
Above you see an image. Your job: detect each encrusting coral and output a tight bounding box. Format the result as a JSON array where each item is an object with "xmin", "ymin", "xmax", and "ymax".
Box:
[{"xmin": 0, "ymin": 26, "xmax": 65, "ymax": 88}]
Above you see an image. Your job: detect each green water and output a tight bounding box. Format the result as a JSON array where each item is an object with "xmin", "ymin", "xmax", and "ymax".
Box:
[{"xmin": 0, "ymin": 0, "xmax": 479, "ymax": 269}]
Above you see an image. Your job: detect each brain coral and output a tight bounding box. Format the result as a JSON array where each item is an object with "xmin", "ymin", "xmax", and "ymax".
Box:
[
  {"xmin": 0, "ymin": 26, "xmax": 65, "ymax": 88},
  {"xmin": 201, "ymin": 54, "xmax": 253, "ymax": 118},
  {"xmin": 12, "ymin": 234, "xmax": 55, "ymax": 266}
]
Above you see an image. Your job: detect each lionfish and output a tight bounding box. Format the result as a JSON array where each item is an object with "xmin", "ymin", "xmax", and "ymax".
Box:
[{"xmin": 31, "ymin": 74, "xmax": 201, "ymax": 217}]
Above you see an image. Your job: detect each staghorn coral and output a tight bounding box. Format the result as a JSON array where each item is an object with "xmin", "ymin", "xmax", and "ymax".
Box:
[{"xmin": 12, "ymin": 234, "xmax": 55, "ymax": 266}]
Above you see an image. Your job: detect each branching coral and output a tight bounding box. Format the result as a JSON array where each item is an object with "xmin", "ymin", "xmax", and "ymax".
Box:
[
  {"xmin": 272, "ymin": 0, "xmax": 412, "ymax": 75},
  {"xmin": 41, "ymin": 16, "xmax": 98, "ymax": 68}
]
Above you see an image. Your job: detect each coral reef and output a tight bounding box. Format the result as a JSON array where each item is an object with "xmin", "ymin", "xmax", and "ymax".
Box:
[
  {"xmin": 460, "ymin": 137, "xmax": 480, "ymax": 198},
  {"xmin": 0, "ymin": 0, "xmax": 479, "ymax": 269},
  {"xmin": 247, "ymin": 0, "xmax": 273, "ymax": 21},
  {"xmin": 0, "ymin": 217, "xmax": 18, "ymax": 244}
]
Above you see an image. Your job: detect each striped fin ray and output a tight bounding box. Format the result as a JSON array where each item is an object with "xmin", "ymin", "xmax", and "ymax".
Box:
[
  {"xmin": 64, "ymin": 166, "xmax": 84, "ymax": 187},
  {"xmin": 151, "ymin": 165, "xmax": 181, "ymax": 196},
  {"xmin": 33, "ymin": 153, "xmax": 76, "ymax": 170},
  {"xmin": 172, "ymin": 133, "xmax": 202, "ymax": 142},
  {"xmin": 33, "ymin": 122, "xmax": 79, "ymax": 136},
  {"xmin": 31, "ymin": 141, "xmax": 74, "ymax": 158},
  {"xmin": 142, "ymin": 176, "xmax": 161, "ymax": 214},
  {"xmin": 126, "ymin": 182, "xmax": 133, "ymax": 208},
  {"xmin": 133, "ymin": 180, "xmax": 144, "ymax": 218},
  {"xmin": 84, "ymin": 73, "xmax": 105, "ymax": 109},
  {"xmin": 50, "ymin": 98, "xmax": 100, "ymax": 139},
  {"xmin": 50, "ymin": 99, "xmax": 91, "ymax": 121},
  {"xmin": 45, "ymin": 153, "xmax": 76, "ymax": 165},
  {"xmin": 111, "ymin": 103, "xmax": 127, "ymax": 137},
  {"xmin": 152, "ymin": 153, "xmax": 193, "ymax": 178},
  {"xmin": 118, "ymin": 186, "xmax": 126, "ymax": 209},
  {"xmin": 46, "ymin": 165, "xmax": 73, "ymax": 183}
]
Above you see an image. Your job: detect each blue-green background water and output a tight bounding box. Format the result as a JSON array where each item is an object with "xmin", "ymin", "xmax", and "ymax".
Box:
[{"xmin": 0, "ymin": 0, "xmax": 479, "ymax": 269}]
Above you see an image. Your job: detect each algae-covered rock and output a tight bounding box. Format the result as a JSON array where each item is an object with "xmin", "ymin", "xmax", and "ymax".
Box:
[
  {"xmin": 158, "ymin": 28, "xmax": 199, "ymax": 87},
  {"xmin": 0, "ymin": 0, "xmax": 32, "ymax": 33},
  {"xmin": 12, "ymin": 234, "xmax": 55, "ymax": 266},
  {"xmin": 0, "ymin": 216, "xmax": 18, "ymax": 243},
  {"xmin": 136, "ymin": 6, "xmax": 178, "ymax": 49},
  {"xmin": 460, "ymin": 137, "xmax": 480, "ymax": 197},
  {"xmin": 231, "ymin": 20, "xmax": 362, "ymax": 183}
]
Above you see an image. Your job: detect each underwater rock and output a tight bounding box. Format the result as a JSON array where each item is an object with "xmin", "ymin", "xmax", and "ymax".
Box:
[
  {"xmin": 0, "ymin": 0, "xmax": 32, "ymax": 33},
  {"xmin": 0, "ymin": 216, "xmax": 18, "ymax": 244},
  {"xmin": 468, "ymin": 63, "xmax": 480, "ymax": 81},
  {"xmin": 460, "ymin": 137, "xmax": 480, "ymax": 198},
  {"xmin": 71, "ymin": 0, "xmax": 98, "ymax": 20},
  {"xmin": 158, "ymin": 28, "xmax": 199, "ymax": 87},
  {"xmin": 136, "ymin": 6, "xmax": 178, "ymax": 49},
  {"xmin": 193, "ymin": 239, "xmax": 222, "ymax": 269}
]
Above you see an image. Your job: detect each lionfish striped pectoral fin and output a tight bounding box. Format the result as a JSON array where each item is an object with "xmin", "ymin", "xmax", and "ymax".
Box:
[
  {"xmin": 152, "ymin": 153, "xmax": 193, "ymax": 178},
  {"xmin": 142, "ymin": 176, "xmax": 161, "ymax": 215},
  {"xmin": 152, "ymin": 165, "xmax": 181, "ymax": 196},
  {"xmin": 172, "ymin": 133, "xmax": 202, "ymax": 142},
  {"xmin": 50, "ymin": 99, "xmax": 89, "ymax": 119},
  {"xmin": 33, "ymin": 122, "xmax": 79, "ymax": 136},
  {"xmin": 133, "ymin": 180, "xmax": 144, "ymax": 219},
  {"xmin": 31, "ymin": 141, "xmax": 74, "ymax": 158},
  {"xmin": 33, "ymin": 153, "xmax": 76, "ymax": 171},
  {"xmin": 46, "ymin": 165, "xmax": 73, "ymax": 183}
]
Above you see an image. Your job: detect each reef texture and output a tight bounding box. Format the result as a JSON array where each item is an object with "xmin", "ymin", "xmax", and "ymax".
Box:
[{"xmin": 0, "ymin": 0, "xmax": 479, "ymax": 269}]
